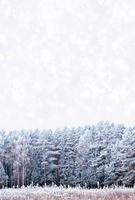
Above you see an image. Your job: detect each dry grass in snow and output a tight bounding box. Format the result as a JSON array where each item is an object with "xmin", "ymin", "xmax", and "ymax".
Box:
[{"xmin": 0, "ymin": 186, "xmax": 135, "ymax": 200}]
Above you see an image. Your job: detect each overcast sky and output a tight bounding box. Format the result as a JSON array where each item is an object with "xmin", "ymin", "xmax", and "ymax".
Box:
[{"xmin": 0, "ymin": 0, "xmax": 135, "ymax": 130}]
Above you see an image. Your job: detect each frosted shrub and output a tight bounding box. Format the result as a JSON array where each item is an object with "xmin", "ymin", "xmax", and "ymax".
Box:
[{"xmin": 0, "ymin": 186, "xmax": 135, "ymax": 200}]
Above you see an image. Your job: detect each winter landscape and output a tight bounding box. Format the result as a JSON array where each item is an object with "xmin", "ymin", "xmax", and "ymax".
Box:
[
  {"xmin": 0, "ymin": 122, "xmax": 135, "ymax": 199},
  {"xmin": 0, "ymin": 0, "xmax": 135, "ymax": 199}
]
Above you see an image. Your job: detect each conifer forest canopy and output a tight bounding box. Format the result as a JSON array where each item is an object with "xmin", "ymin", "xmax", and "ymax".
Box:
[{"xmin": 0, "ymin": 121, "xmax": 135, "ymax": 188}]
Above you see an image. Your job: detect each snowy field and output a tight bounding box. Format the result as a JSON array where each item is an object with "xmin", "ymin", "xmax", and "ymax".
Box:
[{"xmin": 0, "ymin": 186, "xmax": 135, "ymax": 200}]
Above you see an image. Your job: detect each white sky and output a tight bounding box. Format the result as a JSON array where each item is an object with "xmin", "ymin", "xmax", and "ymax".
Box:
[{"xmin": 0, "ymin": 0, "xmax": 135, "ymax": 130}]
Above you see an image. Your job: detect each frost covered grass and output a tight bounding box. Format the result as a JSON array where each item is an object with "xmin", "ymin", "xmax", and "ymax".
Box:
[{"xmin": 0, "ymin": 186, "xmax": 135, "ymax": 200}]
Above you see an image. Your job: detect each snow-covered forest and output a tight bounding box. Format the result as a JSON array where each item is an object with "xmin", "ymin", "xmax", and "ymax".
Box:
[{"xmin": 0, "ymin": 121, "xmax": 135, "ymax": 188}]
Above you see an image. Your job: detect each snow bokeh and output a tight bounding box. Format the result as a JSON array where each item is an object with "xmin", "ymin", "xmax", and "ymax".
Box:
[{"xmin": 0, "ymin": 0, "xmax": 135, "ymax": 130}]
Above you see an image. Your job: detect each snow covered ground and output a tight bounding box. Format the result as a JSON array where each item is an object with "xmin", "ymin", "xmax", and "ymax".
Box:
[{"xmin": 0, "ymin": 186, "xmax": 135, "ymax": 200}]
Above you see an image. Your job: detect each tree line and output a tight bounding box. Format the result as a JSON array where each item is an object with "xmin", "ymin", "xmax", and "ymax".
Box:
[{"xmin": 0, "ymin": 121, "xmax": 135, "ymax": 188}]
